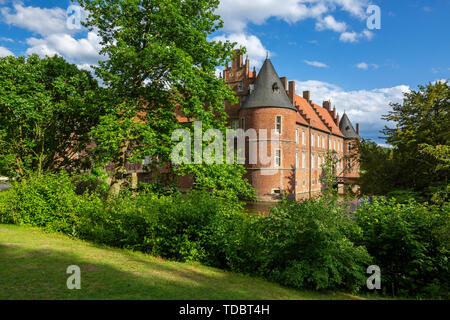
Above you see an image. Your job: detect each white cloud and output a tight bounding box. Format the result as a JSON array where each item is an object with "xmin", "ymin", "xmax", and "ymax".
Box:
[
  {"xmin": 212, "ymin": 33, "xmax": 268, "ymax": 68},
  {"xmin": 26, "ymin": 32, "xmax": 103, "ymax": 66},
  {"xmin": 216, "ymin": 0, "xmax": 369, "ymax": 33},
  {"xmin": 315, "ymin": 15, "xmax": 347, "ymax": 33},
  {"xmin": 1, "ymin": 4, "xmax": 79, "ymax": 36},
  {"xmin": 304, "ymin": 60, "xmax": 329, "ymax": 68},
  {"xmin": 0, "ymin": 37, "xmax": 14, "ymax": 42},
  {"xmin": 294, "ymin": 79, "xmax": 410, "ymax": 136},
  {"xmin": 356, "ymin": 62, "xmax": 379, "ymax": 70},
  {"xmin": 340, "ymin": 29, "xmax": 374, "ymax": 42},
  {"xmin": 0, "ymin": 46, "xmax": 14, "ymax": 57},
  {"xmin": 356, "ymin": 62, "xmax": 369, "ymax": 70}
]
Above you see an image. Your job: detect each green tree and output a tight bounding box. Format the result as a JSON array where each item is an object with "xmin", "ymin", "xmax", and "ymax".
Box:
[
  {"xmin": 382, "ymin": 80, "xmax": 449, "ymax": 193},
  {"xmin": 0, "ymin": 55, "xmax": 103, "ymax": 178},
  {"xmin": 78, "ymin": 0, "xmax": 243, "ymax": 196}
]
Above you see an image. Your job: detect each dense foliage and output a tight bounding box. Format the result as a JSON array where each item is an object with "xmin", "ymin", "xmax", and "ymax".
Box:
[
  {"xmin": 354, "ymin": 197, "xmax": 449, "ymax": 298},
  {"xmin": 77, "ymin": 0, "xmax": 248, "ymax": 197},
  {"xmin": 0, "ymin": 173, "xmax": 370, "ymax": 293},
  {"xmin": 0, "ymin": 55, "xmax": 104, "ymax": 178},
  {"xmin": 360, "ymin": 81, "xmax": 449, "ymax": 203}
]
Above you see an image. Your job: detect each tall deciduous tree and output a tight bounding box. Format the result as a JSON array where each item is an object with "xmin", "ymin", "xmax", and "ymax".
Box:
[
  {"xmin": 382, "ymin": 81, "xmax": 449, "ymax": 193},
  {"xmin": 78, "ymin": 0, "xmax": 246, "ymax": 197},
  {"xmin": 0, "ymin": 55, "xmax": 103, "ymax": 178}
]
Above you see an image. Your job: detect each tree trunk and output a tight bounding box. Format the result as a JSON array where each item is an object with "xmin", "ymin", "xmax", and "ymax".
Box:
[{"xmin": 108, "ymin": 139, "xmax": 130, "ymax": 198}]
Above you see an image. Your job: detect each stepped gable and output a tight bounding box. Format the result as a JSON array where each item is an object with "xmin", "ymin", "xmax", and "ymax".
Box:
[
  {"xmin": 311, "ymin": 103, "xmax": 344, "ymax": 137},
  {"xmin": 339, "ymin": 113, "xmax": 361, "ymax": 139},
  {"xmin": 293, "ymin": 95, "xmax": 330, "ymax": 133},
  {"xmin": 241, "ymin": 58, "xmax": 296, "ymax": 111}
]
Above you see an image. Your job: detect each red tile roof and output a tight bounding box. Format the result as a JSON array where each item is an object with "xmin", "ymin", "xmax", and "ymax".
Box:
[
  {"xmin": 293, "ymin": 94, "xmax": 330, "ymax": 133},
  {"xmin": 311, "ymin": 103, "xmax": 344, "ymax": 137}
]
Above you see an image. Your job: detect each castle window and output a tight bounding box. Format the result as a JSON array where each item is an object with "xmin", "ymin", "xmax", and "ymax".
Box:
[
  {"xmin": 296, "ymin": 151, "xmax": 299, "ymax": 168},
  {"xmin": 238, "ymin": 81, "xmax": 243, "ymax": 92},
  {"xmin": 347, "ymin": 159, "xmax": 352, "ymax": 170},
  {"xmin": 272, "ymin": 189, "xmax": 281, "ymax": 194},
  {"xmin": 311, "ymin": 153, "xmax": 315, "ymax": 169},
  {"xmin": 302, "ymin": 152, "xmax": 306, "ymax": 169},
  {"xmin": 275, "ymin": 149, "xmax": 281, "ymax": 167},
  {"xmin": 276, "ymin": 116, "xmax": 282, "ymax": 134},
  {"xmin": 348, "ymin": 142, "xmax": 352, "ymax": 152},
  {"xmin": 302, "ymin": 130, "xmax": 306, "ymax": 145},
  {"xmin": 311, "ymin": 133, "xmax": 315, "ymax": 147},
  {"xmin": 272, "ymin": 82, "xmax": 280, "ymax": 93},
  {"xmin": 296, "ymin": 127, "xmax": 299, "ymax": 143},
  {"xmin": 322, "ymin": 136, "xmax": 325, "ymax": 149},
  {"xmin": 231, "ymin": 119, "xmax": 239, "ymax": 130}
]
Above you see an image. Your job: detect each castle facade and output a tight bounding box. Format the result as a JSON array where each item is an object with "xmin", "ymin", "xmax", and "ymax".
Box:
[{"xmin": 222, "ymin": 52, "xmax": 361, "ymax": 201}]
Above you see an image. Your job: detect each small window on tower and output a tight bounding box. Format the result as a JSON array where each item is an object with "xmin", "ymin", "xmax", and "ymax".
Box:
[
  {"xmin": 272, "ymin": 82, "xmax": 280, "ymax": 93},
  {"xmin": 276, "ymin": 116, "xmax": 282, "ymax": 134},
  {"xmin": 238, "ymin": 81, "xmax": 243, "ymax": 92}
]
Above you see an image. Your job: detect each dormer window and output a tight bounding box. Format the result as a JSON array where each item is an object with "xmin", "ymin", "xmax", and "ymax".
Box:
[{"xmin": 272, "ymin": 82, "xmax": 280, "ymax": 93}]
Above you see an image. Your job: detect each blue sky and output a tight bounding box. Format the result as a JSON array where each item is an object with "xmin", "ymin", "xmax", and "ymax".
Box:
[{"xmin": 0, "ymin": 0, "xmax": 449, "ymax": 144}]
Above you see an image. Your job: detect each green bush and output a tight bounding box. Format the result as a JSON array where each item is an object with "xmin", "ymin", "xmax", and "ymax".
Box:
[
  {"xmin": 213, "ymin": 198, "xmax": 371, "ymax": 293},
  {"xmin": 355, "ymin": 197, "xmax": 450, "ymax": 298},
  {"xmin": 0, "ymin": 172, "xmax": 81, "ymax": 234}
]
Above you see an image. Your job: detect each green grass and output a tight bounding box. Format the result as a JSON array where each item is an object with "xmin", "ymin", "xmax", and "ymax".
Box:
[{"xmin": 0, "ymin": 224, "xmax": 367, "ymax": 300}]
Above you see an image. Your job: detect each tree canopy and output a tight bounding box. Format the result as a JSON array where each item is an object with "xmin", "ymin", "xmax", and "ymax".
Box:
[{"xmin": 0, "ymin": 54, "xmax": 104, "ymax": 178}]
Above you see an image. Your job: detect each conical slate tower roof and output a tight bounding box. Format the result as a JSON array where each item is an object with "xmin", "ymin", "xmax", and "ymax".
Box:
[
  {"xmin": 241, "ymin": 58, "xmax": 296, "ymax": 111},
  {"xmin": 339, "ymin": 113, "xmax": 360, "ymax": 139}
]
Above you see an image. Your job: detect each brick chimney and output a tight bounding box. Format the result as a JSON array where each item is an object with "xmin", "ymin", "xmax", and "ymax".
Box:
[
  {"xmin": 303, "ymin": 90, "xmax": 310, "ymax": 101},
  {"xmin": 356, "ymin": 123, "xmax": 360, "ymax": 135},
  {"xmin": 288, "ymin": 81, "xmax": 296, "ymax": 103},
  {"xmin": 323, "ymin": 100, "xmax": 331, "ymax": 110},
  {"xmin": 280, "ymin": 77, "xmax": 287, "ymax": 90}
]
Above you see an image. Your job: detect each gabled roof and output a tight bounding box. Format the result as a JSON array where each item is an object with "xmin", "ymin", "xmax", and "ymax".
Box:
[
  {"xmin": 241, "ymin": 58, "xmax": 296, "ymax": 111},
  {"xmin": 339, "ymin": 113, "xmax": 360, "ymax": 139},
  {"xmin": 293, "ymin": 95, "xmax": 330, "ymax": 133},
  {"xmin": 311, "ymin": 103, "xmax": 343, "ymax": 137}
]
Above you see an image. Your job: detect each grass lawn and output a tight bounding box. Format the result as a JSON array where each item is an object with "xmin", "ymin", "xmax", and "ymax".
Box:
[{"xmin": 0, "ymin": 224, "xmax": 366, "ymax": 300}]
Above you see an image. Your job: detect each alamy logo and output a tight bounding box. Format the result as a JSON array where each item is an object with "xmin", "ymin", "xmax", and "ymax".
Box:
[
  {"xmin": 171, "ymin": 121, "xmax": 281, "ymax": 176},
  {"xmin": 366, "ymin": 265, "xmax": 381, "ymax": 290},
  {"xmin": 366, "ymin": 5, "xmax": 381, "ymax": 30},
  {"xmin": 66, "ymin": 265, "xmax": 81, "ymax": 290},
  {"xmin": 66, "ymin": 5, "xmax": 82, "ymax": 30}
]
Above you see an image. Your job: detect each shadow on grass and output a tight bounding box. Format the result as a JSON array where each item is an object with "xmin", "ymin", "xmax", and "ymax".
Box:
[{"xmin": 0, "ymin": 241, "xmax": 324, "ymax": 300}]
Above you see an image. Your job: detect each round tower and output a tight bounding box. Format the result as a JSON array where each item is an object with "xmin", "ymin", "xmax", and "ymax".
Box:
[{"xmin": 239, "ymin": 58, "xmax": 298, "ymax": 200}]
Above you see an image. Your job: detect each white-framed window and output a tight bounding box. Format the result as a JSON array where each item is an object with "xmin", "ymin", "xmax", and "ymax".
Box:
[
  {"xmin": 240, "ymin": 117, "xmax": 245, "ymax": 130},
  {"xmin": 275, "ymin": 116, "xmax": 282, "ymax": 134},
  {"xmin": 311, "ymin": 133, "xmax": 315, "ymax": 147},
  {"xmin": 322, "ymin": 136, "xmax": 325, "ymax": 149},
  {"xmin": 302, "ymin": 151, "xmax": 306, "ymax": 169},
  {"xmin": 296, "ymin": 127, "xmax": 299, "ymax": 143},
  {"xmin": 231, "ymin": 119, "xmax": 239, "ymax": 130},
  {"xmin": 296, "ymin": 151, "xmax": 299, "ymax": 168},
  {"xmin": 302, "ymin": 130, "xmax": 306, "ymax": 145},
  {"xmin": 311, "ymin": 152, "xmax": 315, "ymax": 169},
  {"xmin": 328, "ymin": 137, "xmax": 331, "ymax": 150},
  {"xmin": 318, "ymin": 155, "xmax": 321, "ymax": 168},
  {"xmin": 275, "ymin": 149, "xmax": 281, "ymax": 167},
  {"xmin": 334, "ymin": 139, "xmax": 337, "ymax": 151}
]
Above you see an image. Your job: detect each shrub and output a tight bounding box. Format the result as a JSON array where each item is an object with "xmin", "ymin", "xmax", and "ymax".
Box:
[
  {"xmin": 0, "ymin": 172, "xmax": 82, "ymax": 234},
  {"xmin": 214, "ymin": 198, "xmax": 372, "ymax": 293},
  {"xmin": 354, "ymin": 197, "xmax": 450, "ymax": 298}
]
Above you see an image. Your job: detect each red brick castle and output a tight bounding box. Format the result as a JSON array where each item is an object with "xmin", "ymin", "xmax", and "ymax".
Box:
[{"xmin": 222, "ymin": 52, "xmax": 361, "ymax": 201}]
